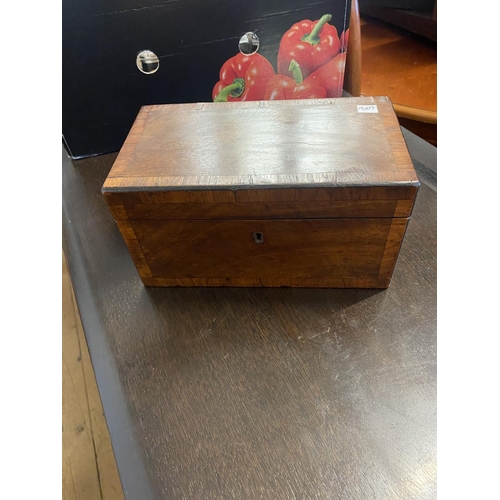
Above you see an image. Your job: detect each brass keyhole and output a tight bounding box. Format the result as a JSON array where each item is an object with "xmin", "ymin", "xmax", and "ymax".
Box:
[{"xmin": 252, "ymin": 232, "xmax": 264, "ymax": 244}]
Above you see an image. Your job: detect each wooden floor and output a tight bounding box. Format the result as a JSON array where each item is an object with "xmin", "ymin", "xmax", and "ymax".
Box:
[{"xmin": 63, "ymin": 252, "xmax": 125, "ymax": 500}]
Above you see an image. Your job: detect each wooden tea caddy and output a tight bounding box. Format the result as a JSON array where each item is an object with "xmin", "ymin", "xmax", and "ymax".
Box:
[{"xmin": 103, "ymin": 97, "xmax": 419, "ymax": 288}]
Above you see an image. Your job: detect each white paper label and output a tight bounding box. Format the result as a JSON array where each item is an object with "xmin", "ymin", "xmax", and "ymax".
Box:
[{"xmin": 357, "ymin": 105, "xmax": 378, "ymax": 113}]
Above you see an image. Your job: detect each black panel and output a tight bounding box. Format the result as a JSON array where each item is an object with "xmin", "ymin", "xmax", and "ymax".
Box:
[{"xmin": 62, "ymin": 0, "xmax": 351, "ymax": 158}]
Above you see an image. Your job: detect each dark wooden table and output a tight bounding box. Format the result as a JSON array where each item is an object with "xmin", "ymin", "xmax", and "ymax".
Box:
[{"xmin": 62, "ymin": 129, "xmax": 436, "ymax": 500}]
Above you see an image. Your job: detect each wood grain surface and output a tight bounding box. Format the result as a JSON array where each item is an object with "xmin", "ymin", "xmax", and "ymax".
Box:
[
  {"xmin": 108, "ymin": 199, "xmax": 409, "ymax": 220},
  {"xmin": 105, "ymin": 185, "xmax": 418, "ymax": 221},
  {"xmin": 129, "ymin": 217, "xmax": 407, "ymax": 287},
  {"xmin": 102, "ymin": 98, "xmax": 419, "ymax": 288},
  {"xmin": 63, "ymin": 255, "xmax": 103, "ymax": 500},
  {"xmin": 360, "ymin": 19, "xmax": 436, "ymax": 114},
  {"xmin": 107, "ymin": 197, "xmax": 413, "ymax": 287},
  {"xmin": 102, "ymin": 97, "xmax": 418, "ymax": 192},
  {"xmin": 63, "ymin": 134, "xmax": 436, "ymax": 499},
  {"xmin": 63, "ymin": 253, "xmax": 125, "ymax": 500},
  {"xmin": 359, "ymin": 16, "xmax": 437, "ymax": 145}
]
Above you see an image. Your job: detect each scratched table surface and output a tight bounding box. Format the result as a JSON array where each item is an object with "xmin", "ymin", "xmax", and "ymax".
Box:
[{"xmin": 62, "ymin": 128, "xmax": 437, "ymax": 500}]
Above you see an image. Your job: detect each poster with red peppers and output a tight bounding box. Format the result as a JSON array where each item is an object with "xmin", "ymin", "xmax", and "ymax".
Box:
[
  {"xmin": 212, "ymin": 13, "xmax": 350, "ymax": 104},
  {"xmin": 63, "ymin": 1, "xmax": 351, "ymax": 158}
]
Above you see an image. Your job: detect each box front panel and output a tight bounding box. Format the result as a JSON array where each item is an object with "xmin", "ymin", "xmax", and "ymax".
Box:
[
  {"xmin": 105, "ymin": 185, "xmax": 418, "ymax": 221},
  {"xmin": 129, "ymin": 218, "xmax": 403, "ymax": 284}
]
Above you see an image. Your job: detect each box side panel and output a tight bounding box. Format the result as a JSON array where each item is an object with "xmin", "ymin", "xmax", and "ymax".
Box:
[
  {"xmin": 377, "ymin": 218, "xmax": 410, "ymax": 283},
  {"xmin": 114, "ymin": 219, "xmax": 153, "ymax": 279}
]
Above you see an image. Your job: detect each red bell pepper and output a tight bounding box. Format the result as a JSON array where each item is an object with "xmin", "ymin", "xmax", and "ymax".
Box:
[
  {"xmin": 264, "ymin": 60, "xmax": 326, "ymax": 100},
  {"xmin": 277, "ymin": 14, "xmax": 341, "ymax": 79},
  {"xmin": 307, "ymin": 52, "xmax": 346, "ymax": 98},
  {"xmin": 340, "ymin": 29, "xmax": 349, "ymax": 52},
  {"xmin": 212, "ymin": 53, "xmax": 275, "ymax": 102}
]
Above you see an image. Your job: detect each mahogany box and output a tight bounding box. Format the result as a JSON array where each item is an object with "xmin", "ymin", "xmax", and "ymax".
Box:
[{"xmin": 102, "ymin": 97, "xmax": 419, "ymax": 288}]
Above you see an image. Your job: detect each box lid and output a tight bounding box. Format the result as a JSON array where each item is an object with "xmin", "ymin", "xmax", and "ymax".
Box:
[{"xmin": 103, "ymin": 97, "xmax": 419, "ymax": 219}]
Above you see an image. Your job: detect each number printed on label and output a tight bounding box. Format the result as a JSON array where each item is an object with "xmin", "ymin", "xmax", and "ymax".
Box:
[{"xmin": 357, "ymin": 105, "xmax": 378, "ymax": 113}]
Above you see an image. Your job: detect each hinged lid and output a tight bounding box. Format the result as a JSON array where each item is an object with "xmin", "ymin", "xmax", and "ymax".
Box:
[{"xmin": 103, "ymin": 97, "xmax": 419, "ymax": 220}]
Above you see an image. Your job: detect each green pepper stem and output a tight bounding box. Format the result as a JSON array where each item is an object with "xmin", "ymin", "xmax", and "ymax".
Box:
[
  {"xmin": 303, "ymin": 14, "xmax": 332, "ymax": 44},
  {"xmin": 214, "ymin": 78, "xmax": 245, "ymax": 102},
  {"xmin": 288, "ymin": 59, "xmax": 303, "ymax": 84}
]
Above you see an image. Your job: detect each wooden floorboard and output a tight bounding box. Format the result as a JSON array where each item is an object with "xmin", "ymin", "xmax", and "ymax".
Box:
[{"xmin": 63, "ymin": 252, "xmax": 125, "ymax": 500}]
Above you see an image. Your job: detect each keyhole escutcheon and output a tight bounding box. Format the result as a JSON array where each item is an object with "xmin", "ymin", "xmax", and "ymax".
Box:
[{"xmin": 252, "ymin": 232, "xmax": 264, "ymax": 244}]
